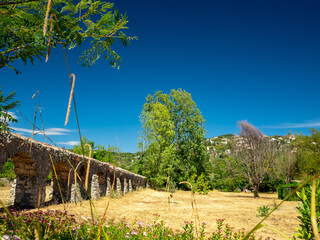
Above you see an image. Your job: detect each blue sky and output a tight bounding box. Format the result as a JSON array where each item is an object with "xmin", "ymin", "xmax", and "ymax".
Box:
[{"xmin": 2, "ymin": 0, "xmax": 320, "ymax": 152}]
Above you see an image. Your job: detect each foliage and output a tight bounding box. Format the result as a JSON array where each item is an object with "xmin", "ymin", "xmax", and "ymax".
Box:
[
  {"xmin": 209, "ymin": 219, "xmax": 245, "ymax": 240},
  {"xmin": 72, "ymin": 136, "xmax": 119, "ymax": 165},
  {"xmin": 256, "ymin": 205, "xmax": 270, "ymax": 217},
  {"xmin": 0, "ymin": 0, "xmax": 136, "ymax": 73},
  {"xmin": 138, "ymin": 89, "xmax": 211, "ymax": 188},
  {"xmin": 0, "ymin": 159, "xmax": 15, "ymax": 181},
  {"xmin": 0, "ymin": 89, "xmax": 19, "ymax": 133},
  {"xmin": 0, "ymin": 209, "xmax": 272, "ymax": 240},
  {"xmin": 295, "ymin": 129, "xmax": 320, "ymax": 177},
  {"xmin": 277, "ymin": 182, "xmax": 299, "ymax": 201},
  {"xmin": 190, "ymin": 173, "xmax": 210, "ymax": 195},
  {"xmin": 210, "ymin": 154, "xmax": 247, "ymax": 192},
  {"xmin": 294, "ymin": 180, "xmax": 320, "ymax": 239},
  {"xmin": 138, "ymin": 101, "xmax": 176, "ymax": 187},
  {"xmin": 0, "ymin": 209, "xmax": 77, "ymax": 239},
  {"xmin": 258, "ymin": 175, "xmax": 282, "ymax": 193}
]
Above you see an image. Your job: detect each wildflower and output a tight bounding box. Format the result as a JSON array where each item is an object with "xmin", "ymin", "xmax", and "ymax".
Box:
[
  {"xmin": 131, "ymin": 230, "xmax": 138, "ymax": 235},
  {"xmin": 184, "ymin": 221, "xmax": 190, "ymax": 224},
  {"xmin": 137, "ymin": 221, "xmax": 144, "ymax": 226},
  {"xmin": 202, "ymin": 222, "xmax": 206, "ymax": 225},
  {"xmin": 125, "ymin": 236, "xmax": 131, "ymax": 239},
  {"xmin": 146, "ymin": 224, "xmax": 151, "ymax": 228},
  {"xmin": 1, "ymin": 235, "xmax": 10, "ymax": 240},
  {"xmin": 223, "ymin": 235, "xmax": 227, "ymax": 238},
  {"xmin": 143, "ymin": 232, "xmax": 147, "ymax": 236}
]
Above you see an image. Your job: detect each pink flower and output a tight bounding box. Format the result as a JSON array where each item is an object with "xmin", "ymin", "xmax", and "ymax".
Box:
[{"xmin": 131, "ymin": 230, "xmax": 138, "ymax": 235}]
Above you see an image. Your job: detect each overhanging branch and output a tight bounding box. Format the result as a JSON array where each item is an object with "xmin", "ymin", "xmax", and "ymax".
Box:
[{"xmin": 0, "ymin": 0, "xmax": 40, "ymax": 6}]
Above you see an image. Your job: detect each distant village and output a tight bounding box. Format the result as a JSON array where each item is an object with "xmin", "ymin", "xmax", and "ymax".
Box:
[{"xmin": 205, "ymin": 134, "xmax": 298, "ymax": 158}]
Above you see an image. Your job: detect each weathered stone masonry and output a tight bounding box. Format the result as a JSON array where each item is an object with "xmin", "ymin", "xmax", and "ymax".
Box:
[{"xmin": 0, "ymin": 132, "xmax": 147, "ymax": 209}]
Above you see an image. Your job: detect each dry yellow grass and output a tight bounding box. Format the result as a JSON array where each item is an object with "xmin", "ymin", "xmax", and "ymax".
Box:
[{"xmin": 0, "ymin": 187, "xmax": 299, "ymax": 239}]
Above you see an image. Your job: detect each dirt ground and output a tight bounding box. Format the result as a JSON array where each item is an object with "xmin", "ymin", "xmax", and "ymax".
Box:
[{"xmin": 0, "ymin": 187, "xmax": 299, "ymax": 239}]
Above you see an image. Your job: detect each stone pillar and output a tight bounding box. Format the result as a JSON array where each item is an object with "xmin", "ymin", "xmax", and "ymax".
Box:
[
  {"xmin": 8, "ymin": 179, "xmax": 16, "ymax": 206},
  {"xmin": 48, "ymin": 180, "xmax": 53, "ymax": 201},
  {"xmin": 116, "ymin": 178, "xmax": 121, "ymax": 195},
  {"xmin": 128, "ymin": 179, "xmax": 132, "ymax": 192},
  {"xmin": 91, "ymin": 174, "xmax": 100, "ymax": 200},
  {"xmin": 71, "ymin": 183, "xmax": 81, "ymax": 203},
  {"xmin": 123, "ymin": 178, "xmax": 128, "ymax": 195},
  {"xmin": 106, "ymin": 178, "xmax": 111, "ymax": 196},
  {"xmin": 12, "ymin": 154, "xmax": 47, "ymax": 208}
]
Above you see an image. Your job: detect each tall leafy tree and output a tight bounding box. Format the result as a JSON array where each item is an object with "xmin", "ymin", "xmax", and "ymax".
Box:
[
  {"xmin": 139, "ymin": 101, "xmax": 175, "ymax": 187},
  {"xmin": 0, "ymin": 88, "xmax": 20, "ymax": 133},
  {"xmin": 0, "ymin": 0, "xmax": 135, "ymax": 73},
  {"xmin": 138, "ymin": 89, "xmax": 210, "ymax": 188}
]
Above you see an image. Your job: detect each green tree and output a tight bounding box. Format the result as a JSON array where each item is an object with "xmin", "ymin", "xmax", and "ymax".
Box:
[
  {"xmin": 72, "ymin": 136, "xmax": 96, "ymax": 156},
  {"xmin": 295, "ymin": 129, "xmax": 320, "ymax": 177},
  {"xmin": 138, "ymin": 89, "xmax": 211, "ymax": 188},
  {"xmin": 93, "ymin": 144, "xmax": 119, "ymax": 165},
  {"xmin": 0, "ymin": 88, "xmax": 20, "ymax": 133},
  {"xmin": 72, "ymin": 137, "xmax": 120, "ymax": 165},
  {"xmin": 1, "ymin": 0, "xmax": 135, "ymax": 73},
  {"xmin": 139, "ymin": 101, "xmax": 175, "ymax": 187}
]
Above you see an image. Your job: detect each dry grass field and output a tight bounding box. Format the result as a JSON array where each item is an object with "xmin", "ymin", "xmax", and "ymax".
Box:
[{"xmin": 0, "ymin": 187, "xmax": 299, "ymax": 239}]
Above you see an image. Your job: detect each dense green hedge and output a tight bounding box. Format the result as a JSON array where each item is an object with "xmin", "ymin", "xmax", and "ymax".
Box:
[{"xmin": 278, "ymin": 182, "xmax": 299, "ymax": 201}]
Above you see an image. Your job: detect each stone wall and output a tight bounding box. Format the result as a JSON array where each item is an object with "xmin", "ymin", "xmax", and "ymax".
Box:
[{"xmin": 0, "ymin": 132, "xmax": 147, "ymax": 209}]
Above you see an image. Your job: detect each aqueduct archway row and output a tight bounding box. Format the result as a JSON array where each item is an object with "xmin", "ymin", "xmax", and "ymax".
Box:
[{"xmin": 0, "ymin": 133, "xmax": 147, "ymax": 209}]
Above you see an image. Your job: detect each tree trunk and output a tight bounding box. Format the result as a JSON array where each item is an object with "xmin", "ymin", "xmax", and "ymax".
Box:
[{"xmin": 253, "ymin": 183, "xmax": 260, "ymax": 198}]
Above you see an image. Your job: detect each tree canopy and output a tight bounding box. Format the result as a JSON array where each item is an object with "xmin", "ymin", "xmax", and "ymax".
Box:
[
  {"xmin": 0, "ymin": 0, "xmax": 135, "ymax": 73},
  {"xmin": 137, "ymin": 89, "xmax": 211, "ymax": 188},
  {"xmin": 72, "ymin": 136, "xmax": 119, "ymax": 165},
  {"xmin": 0, "ymin": 88, "xmax": 19, "ymax": 133}
]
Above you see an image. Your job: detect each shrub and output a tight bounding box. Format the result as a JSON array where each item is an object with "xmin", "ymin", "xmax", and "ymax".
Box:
[
  {"xmin": 278, "ymin": 182, "xmax": 299, "ymax": 201},
  {"xmin": 0, "ymin": 159, "xmax": 15, "ymax": 181},
  {"xmin": 294, "ymin": 180, "xmax": 320, "ymax": 239},
  {"xmin": 256, "ymin": 205, "xmax": 270, "ymax": 217}
]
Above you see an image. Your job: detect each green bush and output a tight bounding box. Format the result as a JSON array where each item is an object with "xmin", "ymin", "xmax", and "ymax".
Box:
[
  {"xmin": 278, "ymin": 182, "xmax": 299, "ymax": 201},
  {"xmin": 256, "ymin": 205, "xmax": 270, "ymax": 217},
  {"xmin": 0, "ymin": 159, "xmax": 15, "ymax": 181},
  {"xmin": 294, "ymin": 180, "xmax": 320, "ymax": 239}
]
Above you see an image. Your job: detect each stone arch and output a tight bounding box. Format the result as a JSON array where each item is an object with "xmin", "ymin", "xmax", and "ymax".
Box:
[
  {"xmin": 77, "ymin": 163, "xmax": 91, "ymax": 200},
  {"xmin": 52, "ymin": 161, "xmax": 71, "ymax": 203},
  {"xmin": 97, "ymin": 171, "xmax": 106, "ymax": 196}
]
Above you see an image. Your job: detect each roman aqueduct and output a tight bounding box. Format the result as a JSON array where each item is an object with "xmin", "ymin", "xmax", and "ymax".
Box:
[{"xmin": 0, "ymin": 132, "xmax": 147, "ymax": 209}]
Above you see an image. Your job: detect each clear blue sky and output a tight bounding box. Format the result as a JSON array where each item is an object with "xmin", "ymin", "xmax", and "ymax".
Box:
[{"xmin": 2, "ymin": 0, "xmax": 320, "ymax": 152}]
